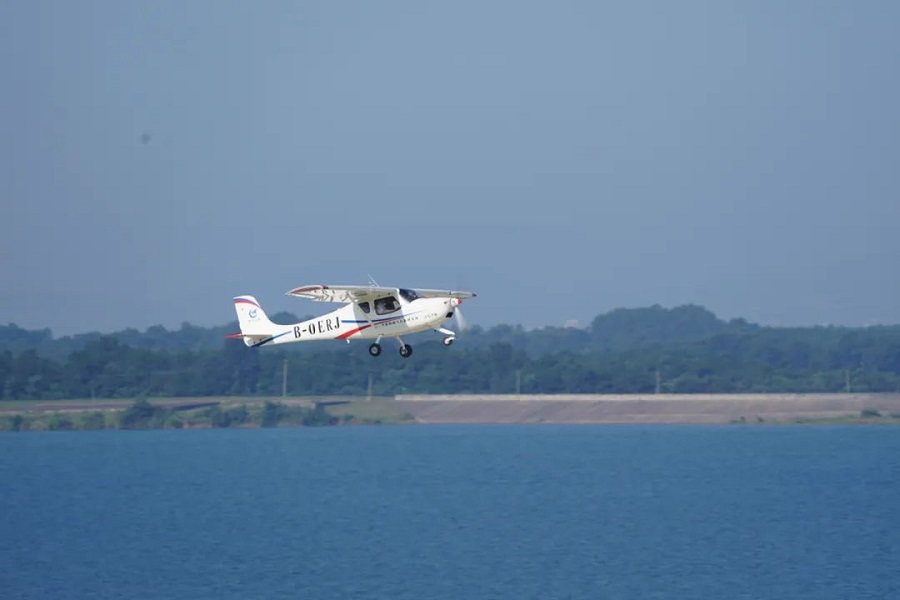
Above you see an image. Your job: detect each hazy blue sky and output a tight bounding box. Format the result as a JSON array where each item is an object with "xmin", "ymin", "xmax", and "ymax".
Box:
[{"xmin": 3, "ymin": 1, "xmax": 898, "ymax": 336}]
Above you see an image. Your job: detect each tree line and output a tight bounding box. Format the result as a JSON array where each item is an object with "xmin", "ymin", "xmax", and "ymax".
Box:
[{"xmin": 1, "ymin": 305, "xmax": 898, "ymax": 400}]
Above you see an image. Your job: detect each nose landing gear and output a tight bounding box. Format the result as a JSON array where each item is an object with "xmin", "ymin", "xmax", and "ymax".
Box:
[{"xmin": 435, "ymin": 327, "xmax": 457, "ymax": 348}]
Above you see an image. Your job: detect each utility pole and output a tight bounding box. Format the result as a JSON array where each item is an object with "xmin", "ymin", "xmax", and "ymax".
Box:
[
  {"xmin": 282, "ymin": 358, "xmax": 288, "ymax": 397},
  {"xmin": 655, "ymin": 369, "xmax": 661, "ymax": 395},
  {"xmin": 367, "ymin": 373, "xmax": 373, "ymax": 402},
  {"xmin": 516, "ymin": 370, "xmax": 522, "ymax": 398},
  {"xmin": 845, "ymin": 369, "xmax": 851, "ymax": 393}
]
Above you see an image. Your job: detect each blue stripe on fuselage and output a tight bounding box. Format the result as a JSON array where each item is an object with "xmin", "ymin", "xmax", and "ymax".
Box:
[
  {"xmin": 251, "ymin": 330, "xmax": 292, "ymax": 348},
  {"xmin": 343, "ymin": 309, "xmax": 426, "ymax": 325}
]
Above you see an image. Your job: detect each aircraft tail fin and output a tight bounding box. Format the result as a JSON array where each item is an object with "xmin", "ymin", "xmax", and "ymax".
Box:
[{"xmin": 233, "ymin": 295, "xmax": 279, "ymax": 346}]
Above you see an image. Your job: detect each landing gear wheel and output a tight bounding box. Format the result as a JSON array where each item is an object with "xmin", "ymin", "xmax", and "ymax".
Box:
[
  {"xmin": 443, "ymin": 337, "xmax": 455, "ymax": 346},
  {"xmin": 368, "ymin": 343, "xmax": 382, "ymax": 357},
  {"xmin": 399, "ymin": 344, "xmax": 413, "ymax": 358}
]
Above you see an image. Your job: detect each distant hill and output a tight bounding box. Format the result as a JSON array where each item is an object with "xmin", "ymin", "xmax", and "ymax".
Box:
[{"xmin": 1, "ymin": 305, "xmax": 895, "ymax": 359}]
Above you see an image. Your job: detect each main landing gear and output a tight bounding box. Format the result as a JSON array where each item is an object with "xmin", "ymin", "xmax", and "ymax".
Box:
[{"xmin": 368, "ymin": 337, "xmax": 414, "ymax": 358}]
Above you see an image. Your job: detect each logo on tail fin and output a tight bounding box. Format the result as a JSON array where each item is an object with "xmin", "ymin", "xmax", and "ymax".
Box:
[{"xmin": 233, "ymin": 295, "xmax": 278, "ymax": 338}]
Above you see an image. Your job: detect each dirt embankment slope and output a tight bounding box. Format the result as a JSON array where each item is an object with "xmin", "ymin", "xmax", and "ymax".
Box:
[
  {"xmin": 391, "ymin": 394, "xmax": 900, "ymax": 424},
  {"xmin": 6, "ymin": 394, "xmax": 900, "ymax": 426}
]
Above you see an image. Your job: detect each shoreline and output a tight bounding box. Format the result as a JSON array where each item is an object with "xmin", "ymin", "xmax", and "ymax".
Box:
[{"xmin": 2, "ymin": 393, "xmax": 900, "ymax": 430}]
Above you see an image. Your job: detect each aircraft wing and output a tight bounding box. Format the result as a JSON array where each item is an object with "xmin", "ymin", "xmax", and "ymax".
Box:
[
  {"xmin": 285, "ymin": 285, "xmax": 398, "ymax": 303},
  {"xmin": 413, "ymin": 288, "xmax": 477, "ymax": 300},
  {"xmin": 286, "ymin": 285, "xmax": 477, "ymax": 303}
]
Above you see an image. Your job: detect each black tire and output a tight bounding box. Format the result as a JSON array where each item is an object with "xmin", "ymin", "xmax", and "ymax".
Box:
[
  {"xmin": 368, "ymin": 343, "xmax": 382, "ymax": 357},
  {"xmin": 399, "ymin": 344, "xmax": 413, "ymax": 358}
]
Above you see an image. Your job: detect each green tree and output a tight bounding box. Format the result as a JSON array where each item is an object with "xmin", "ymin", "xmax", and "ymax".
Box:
[
  {"xmin": 260, "ymin": 401, "xmax": 285, "ymax": 427},
  {"xmin": 120, "ymin": 398, "xmax": 159, "ymax": 429}
]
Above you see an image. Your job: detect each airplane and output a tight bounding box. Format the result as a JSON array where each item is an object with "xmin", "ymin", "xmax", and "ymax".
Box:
[{"xmin": 230, "ymin": 284, "xmax": 476, "ymax": 358}]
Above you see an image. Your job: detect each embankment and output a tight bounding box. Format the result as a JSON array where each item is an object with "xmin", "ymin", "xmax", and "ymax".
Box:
[
  {"xmin": 390, "ymin": 393, "xmax": 900, "ymax": 424},
  {"xmin": 4, "ymin": 394, "xmax": 900, "ymax": 428}
]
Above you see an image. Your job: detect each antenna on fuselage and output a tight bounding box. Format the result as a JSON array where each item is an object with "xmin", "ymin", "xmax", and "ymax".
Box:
[{"xmin": 367, "ymin": 274, "xmax": 380, "ymax": 287}]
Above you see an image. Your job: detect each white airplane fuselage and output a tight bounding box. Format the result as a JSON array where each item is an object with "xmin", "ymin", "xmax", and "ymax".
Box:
[{"xmin": 239, "ymin": 296, "xmax": 456, "ymax": 347}]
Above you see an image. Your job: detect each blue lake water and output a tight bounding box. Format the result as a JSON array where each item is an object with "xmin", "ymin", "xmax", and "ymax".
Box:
[{"xmin": 1, "ymin": 425, "xmax": 898, "ymax": 599}]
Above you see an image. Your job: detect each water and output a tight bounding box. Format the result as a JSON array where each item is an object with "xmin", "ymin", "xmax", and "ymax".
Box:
[{"xmin": 1, "ymin": 425, "xmax": 898, "ymax": 599}]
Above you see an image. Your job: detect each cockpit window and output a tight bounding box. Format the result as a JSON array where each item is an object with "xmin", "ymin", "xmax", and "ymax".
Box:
[
  {"xmin": 374, "ymin": 296, "xmax": 400, "ymax": 315},
  {"xmin": 399, "ymin": 288, "xmax": 419, "ymax": 302},
  {"xmin": 358, "ymin": 301, "xmax": 371, "ymax": 314}
]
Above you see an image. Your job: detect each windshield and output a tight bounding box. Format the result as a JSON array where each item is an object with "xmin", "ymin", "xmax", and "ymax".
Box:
[{"xmin": 398, "ymin": 288, "xmax": 419, "ymax": 302}]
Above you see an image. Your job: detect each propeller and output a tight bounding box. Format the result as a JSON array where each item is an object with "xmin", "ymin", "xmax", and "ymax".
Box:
[{"xmin": 451, "ymin": 298, "xmax": 469, "ymax": 332}]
